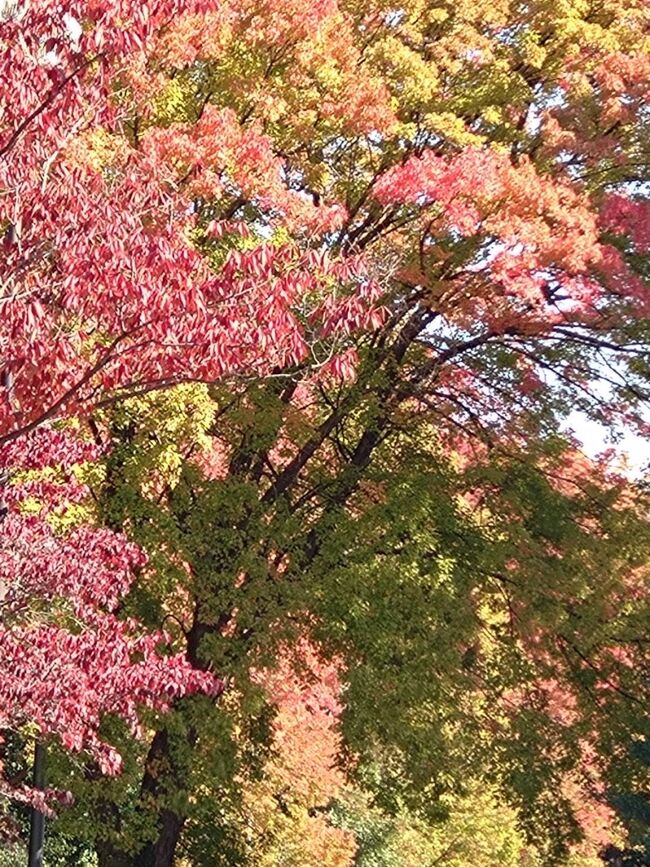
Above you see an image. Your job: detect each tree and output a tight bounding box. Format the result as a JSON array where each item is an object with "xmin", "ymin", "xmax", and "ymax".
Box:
[
  {"xmin": 0, "ymin": 426, "xmax": 221, "ymax": 794},
  {"xmin": 235, "ymin": 641, "xmax": 357, "ymax": 867},
  {"xmin": 0, "ymin": 0, "xmax": 378, "ymax": 835},
  {"xmin": 1, "ymin": 0, "xmax": 649, "ymax": 865},
  {"xmin": 0, "ymin": 0, "xmax": 378, "ymax": 445}
]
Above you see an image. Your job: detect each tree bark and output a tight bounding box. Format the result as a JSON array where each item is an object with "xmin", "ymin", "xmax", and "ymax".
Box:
[
  {"xmin": 96, "ymin": 842, "xmax": 134, "ymax": 867},
  {"xmin": 135, "ymin": 808, "xmax": 186, "ymax": 867},
  {"xmin": 95, "ymin": 724, "xmax": 198, "ymax": 867}
]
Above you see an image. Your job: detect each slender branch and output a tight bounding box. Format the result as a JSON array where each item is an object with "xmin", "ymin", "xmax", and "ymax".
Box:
[
  {"xmin": 0, "ymin": 333, "xmax": 128, "ymax": 447},
  {"xmin": 0, "ymin": 54, "xmax": 103, "ymax": 160}
]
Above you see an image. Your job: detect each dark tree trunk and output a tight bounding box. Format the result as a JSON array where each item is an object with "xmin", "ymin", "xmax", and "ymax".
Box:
[
  {"xmin": 96, "ymin": 842, "xmax": 134, "ymax": 867},
  {"xmin": 120, "ymin": 610, "xmax": 215, "ymax": 867},
  {"xmin": 94, "ymin": 725, "xmax": 197, "ymax": 867},
  {"xmin": 135, "ymin": 809, "xmax": 186, "ymax": 867},
  {"xmin": 138, "ymin": 727, "xmax": 193, "ymax": 867}
]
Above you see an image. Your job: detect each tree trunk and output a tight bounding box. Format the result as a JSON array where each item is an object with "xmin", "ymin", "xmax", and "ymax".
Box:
[
  {"xmin": 94, "ymin": 725, "xmax": 196, "ymax": 867},
  {"xmin": 135, "ymin": 808, "xmax": 186, "ymax": 867},
  {"xmin": 121, "ymin": 611, "xmax": 213, "ymax": 867},
  {"xmin": 96, "ymin": 842, "xmax": 134, "ymax": 867},
  {"xmin": 132, "ymin": 720, "xmax": 199, "ymax": 867}
]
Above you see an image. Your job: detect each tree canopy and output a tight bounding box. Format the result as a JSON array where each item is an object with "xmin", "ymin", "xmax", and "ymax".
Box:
[{"xmin": 0, "ymin": 0, "xmax": 649, "ymax": 865}]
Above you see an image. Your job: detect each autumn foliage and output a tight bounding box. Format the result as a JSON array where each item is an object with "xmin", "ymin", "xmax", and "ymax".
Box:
[{"xmin": 0, "ymin": 0, "xmax": 649, "ymax": 865}]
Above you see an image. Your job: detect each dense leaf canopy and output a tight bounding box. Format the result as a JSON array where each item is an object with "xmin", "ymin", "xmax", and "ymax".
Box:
[{"xmin": 0, "ymin": 0, "xmax": 649, "ymax": 864}]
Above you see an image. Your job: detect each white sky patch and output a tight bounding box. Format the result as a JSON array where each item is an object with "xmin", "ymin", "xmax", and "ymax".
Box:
[
  {"xmin": 63, "ymin": 13, "xmax": 82, "ymax": 49},
  {"xmin": 565, "ymin": 412, "xmax": 650, "ymax": 478}
]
